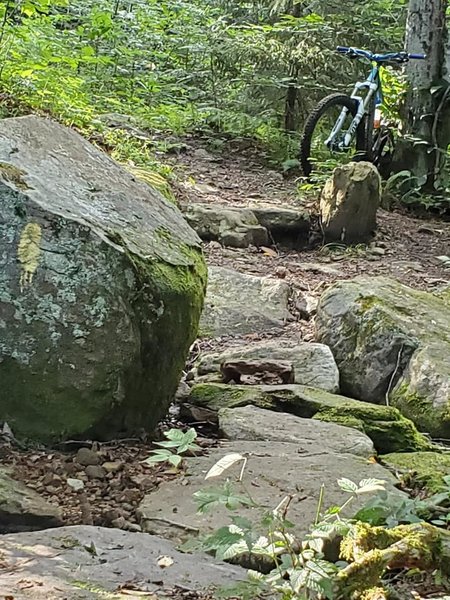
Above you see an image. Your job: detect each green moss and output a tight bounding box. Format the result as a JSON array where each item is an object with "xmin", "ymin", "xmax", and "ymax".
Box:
[
  {"xmin": 122, "ymin": 246, "xmax": 206, "ymax": 432},
  {"xmin": 188, "ymin": 384, "xmax": 431, "ymax": 453},
  {"xmin": 0, "ymin": 162, "xmax": 31, "ymax": 190},
  {"xmin": 390, "ymin": 381, "xmax": 450, "ymax": 439},
  {"xmin": 189, "ymin": 383, "xmax": 273, "ymax": 411},
  {"xmin": 380, "ymin": 451, "xmax": 450, "ymax": 493},
  {"xmin": 72, "ymin": 580, "xmax": 122, "ymax": 598}
]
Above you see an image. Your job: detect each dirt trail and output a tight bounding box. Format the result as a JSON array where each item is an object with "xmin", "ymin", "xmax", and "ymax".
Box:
[{"xmin": 170, "ymin": 139, "xmax": 450, "ymax": 350}]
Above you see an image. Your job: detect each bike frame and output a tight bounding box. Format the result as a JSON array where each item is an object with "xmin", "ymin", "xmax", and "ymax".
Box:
[{"xmin": 325, "ymin": 62, "xmax": 382, "ymax": 150}]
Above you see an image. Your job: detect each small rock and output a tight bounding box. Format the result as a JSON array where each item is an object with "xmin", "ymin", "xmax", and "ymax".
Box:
[
  {"xmin": 76, "ymin": 448, "xmax": 100, "ymax": 467},
  {"xmin": 120, "ymin": 489, "xmax": 141, "ymax": 503},
  {"xmin": 84, "ymin": 465, "xmax": 106, "ymax": 480},
  {"xmin": 175, "ymin": 380, "xmax": 191, "ymax": 402},
  {"xmin": 64, "ymin": 462, "xmax": 79, "ymax": 475},
  {"xmin": 129, "ymin": 475, "xmax": 156, "ymax": 490},
  {"xmin": 274, "ymin": 266, "xmax": 288, "ymax": 279},
  {"xmin": 369, "ymin": 247, "xmax": 386, "ymax": 256},
  {"xmin": 127, "ymin": 523, "xmax": 142, "ymax": 533},
  {"xmin": 42, "ymin": 473, "xmax": 62, "ymax": 487},
  {"xmin": 104, "ymin": 508, "xmax": 121, "ymax": 522},
  {"xmin": 101, "ymin": 461, "xmax": 123, "ymax": 474},
  {"xmin": 111, "ymin": 516, "xmax": 127, "ymax": 529},
  {"xmin": 295, "ymin": 291, "xmax": 318, "ymax": 320}
]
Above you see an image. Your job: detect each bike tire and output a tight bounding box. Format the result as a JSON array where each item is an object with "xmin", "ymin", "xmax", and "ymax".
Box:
[
  {"xmin": 300, "ymin": 93, "xmax": 367, "ymax": 177},
  {"xmin": 363, "ymin": 100, "xmax": 376, "ymax": 162}
]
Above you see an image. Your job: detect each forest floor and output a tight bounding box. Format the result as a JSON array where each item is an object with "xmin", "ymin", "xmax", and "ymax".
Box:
[
  {"xmin": 172, "ymin": 137, "xmax": 450, "ymax": 351},
  {"xmin": 4, "ymin": 137, "xmax": 450, "ymax": 600}
]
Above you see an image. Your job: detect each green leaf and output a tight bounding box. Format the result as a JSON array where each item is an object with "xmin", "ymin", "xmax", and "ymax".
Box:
[
  {"xmin": 193, "ymin": 482, "xmax": 254, "ymax": 514},
  {"xmin": 356, "ymin": 479, "xmax": 386, "ymax": 494},
  {"xmin": 168, "ymin": 454, "xmax": 183, "ymax": 468},
  {"xmin": 337, "ymin": 478, "xmax": 358, "ymax": 493}
]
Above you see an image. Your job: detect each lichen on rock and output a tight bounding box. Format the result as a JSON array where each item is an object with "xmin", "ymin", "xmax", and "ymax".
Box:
[{"xmin": 0, "ymin": 116, "xmax": 206, "ymax": 442}]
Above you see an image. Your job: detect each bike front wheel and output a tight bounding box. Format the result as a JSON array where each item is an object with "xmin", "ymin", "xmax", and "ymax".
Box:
[{"xmin": 300, "ymin": 93, "xmax": 367, "ymax": 177}]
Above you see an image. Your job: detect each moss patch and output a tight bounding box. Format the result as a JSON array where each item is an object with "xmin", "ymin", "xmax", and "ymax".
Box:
[
  {"xmin": 0, "ymin": 162, "xmax": 31, "ymax": 190},
  {"xmin": 380, "ymin": 451, "xmax": 450, "ymax": 493},
  {"xmin": 187, "ymin": 383, "xmax": 431, "ymax": 453}
]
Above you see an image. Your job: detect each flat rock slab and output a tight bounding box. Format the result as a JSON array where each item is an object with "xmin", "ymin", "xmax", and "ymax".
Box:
[
  {"xmin": 0, "ymin": 525, "xmax": 245, "ymax": 599},
  {"xmin": 187, "ymin": 383, "xmax": 431, "ymax": 454},
  {"xmin": 138, "ymin": 440, "xmax": 402, "ymax": 546},
  {"xmin": 316, "ymin": 276, "xmax": 450, "ymax": 438},
  {"xmin": 192, "ymin": 339, "xmax": 339, "ymax": 392},
  {"xmin": 0, "ymin": 469, "xmax": 62, "ymax": 533},
  {"xmin": 199, "ymin": 267, "xmax": 292, "ymax": 337},
  {"xmin": 183, "ymin": 203, "xmax": 268, "ymax": 248},
  {"xmin": 219, "ymin": 405, "xmax": 375, "ymax": 457},
  {"xmin": 249, "ymin": 204, "xmax": 310, "ymax": 247}
]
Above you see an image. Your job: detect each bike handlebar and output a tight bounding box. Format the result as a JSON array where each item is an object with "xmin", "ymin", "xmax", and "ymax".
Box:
[{"xmin": 336, "ymin": 46, "xmax": 426, "ymax": 63}]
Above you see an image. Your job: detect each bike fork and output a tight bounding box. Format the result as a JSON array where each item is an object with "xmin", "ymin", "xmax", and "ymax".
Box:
[{"xmin": 325, "ymin": 99, "xmax": 365, "ymax": 149}]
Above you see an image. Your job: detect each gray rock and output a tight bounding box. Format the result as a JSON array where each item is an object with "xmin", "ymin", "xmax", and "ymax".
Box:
[
  {"xmin": 76, "ymin": 448, "xmax": 100, "ymax": 466},
  {"xmin": 137, "ymin": 440, "xmax": 403, "ymax": 547},
  {"xmin": 84, "ymin": 465, "xmax": 106, "ymax": 480},
  {"xmin": 316, "ymin": 276, "xmax": 450, "ymax": 437},
  {"xmin": 0, "ymin": 469, "xmax": 62, "ymax": 533},
  {"xmin": 183, "ymin": 203, "xmax": 268, "ymax": 248},
  {"xmin": 0, "ymin": 116, "xmax": 206, "ymax": 442},
  {"xmin": 0, "ymin": 525, "xmax": 245, "ymax": 598},
  {"xmin": 187, "ymin": 383, "xmax": 431, "ymax": 454},
  {"xmin": 295, "ymin": 291, "xmax": 319, "ymax": 320},
  {"xmin": 199, "ymin": 267, "xmax": 292, "ymax": 337},
  {"xmin": 193, "ymin": 339, "xmax": 339, "ymax": 392},
  {"xmin": 320, "ymin": 162, "xmax": 381, "ymax": 242},
  {"xmin": 249, "ymin": 204, "xmax": 310, "ymax": 247},
  {"xmin": 219, "ymin": 405, "xmax": 375, "ymax": 457}
]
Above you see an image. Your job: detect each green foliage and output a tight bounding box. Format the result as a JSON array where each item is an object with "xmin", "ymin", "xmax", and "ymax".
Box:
[
  {"xmin": 191, "ymin": 452, "xmax": 450, "ymax": 599},
  {"xmin": 356, "ymin": 475, "xmax": 450, "ymax": 528},
  {"xmin": 0, "ymin": 0, "xmax": 407, "ymax": 160},
  {"xmin": 142, "ymin": 427, "xmax": 200, "ymax": 468}
]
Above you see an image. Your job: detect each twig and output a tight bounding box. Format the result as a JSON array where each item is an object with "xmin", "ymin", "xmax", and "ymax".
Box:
[
  {"xmin": 142, "ymin": 517, "xmax": 200, "ymax": 533},
  {"xmin": 385, "ymin": 345, "xmax": 404, "ymax": 406}
]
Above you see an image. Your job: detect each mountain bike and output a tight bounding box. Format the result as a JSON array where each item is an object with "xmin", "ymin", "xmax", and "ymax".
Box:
[{"xmin": 299, "ymin": 46, "xmax": 426, "ymax": 177}]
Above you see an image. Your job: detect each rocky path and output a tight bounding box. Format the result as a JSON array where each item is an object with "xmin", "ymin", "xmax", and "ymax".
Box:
[
  {"xmin": 172, "ymin": 139, "xmax": 449, "ymax": 350},
  {"xmin": 2, "ymin": 139, "xmax": 450, "ymax": 599}
]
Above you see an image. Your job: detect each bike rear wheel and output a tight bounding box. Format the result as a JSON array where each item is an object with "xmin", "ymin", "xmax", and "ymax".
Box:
[{"xmin": 300, "ymin": 93, "xmax": 367, "ymax": 177}]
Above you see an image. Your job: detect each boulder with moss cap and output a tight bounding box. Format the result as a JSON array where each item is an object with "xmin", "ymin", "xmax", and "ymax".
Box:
[
  {"xmin": 186, "ymin": 383, "xmax": 431, "ymax": 454},
  {"xmin": 316, "ymin": 276, "xmax": 450, "ymax": 438},
  {"xmin": 0, "ymin": 116, "xmax": 206, "ymax": 442}
]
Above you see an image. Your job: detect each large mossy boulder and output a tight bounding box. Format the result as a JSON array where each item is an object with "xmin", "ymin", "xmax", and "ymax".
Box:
[
  {"xmin": 0, "ymin": 116, "xmax": 206, "ymax": 443},
  {"xmin": 186, "ymin": 383, "xmax": 431, "ymax": 453},
  {"xmin": 316, "ymin": 277, "xmax": 450, "ymax": 438}
]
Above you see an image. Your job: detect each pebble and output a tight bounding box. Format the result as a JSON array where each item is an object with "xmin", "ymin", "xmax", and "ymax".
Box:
[
  {"xmin": 369, "ymin": 247, "xmax": 386, "ymax": 256},
  {"xmin": 101, "ymin": 461, "xmax": 123, "ymax": 474},
  {"xmin": 76, "ymin": 447, "xmax": 100, "ymax": 466},
  {"xmin": 111, "ymin": 516, "xmax": 127, "ymax": 529},
  {"xmin": 274, "ymin": 266, "xmax": 288, "ymax": 279},
  {"xmin": 84, "ymin": 465, "xmax": 106, "ymax": 480}
]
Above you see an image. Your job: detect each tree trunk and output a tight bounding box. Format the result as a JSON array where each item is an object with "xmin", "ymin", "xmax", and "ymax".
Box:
[
  {"xmin": 283, "ymin": 0, "xmax": 302, "ymax": 132},
  {"xmin": 394, "ymin": 0, "xmax": 450, "ymax": 189}
]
